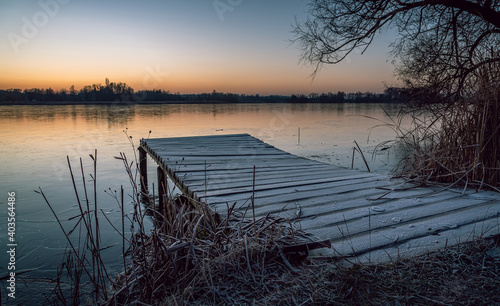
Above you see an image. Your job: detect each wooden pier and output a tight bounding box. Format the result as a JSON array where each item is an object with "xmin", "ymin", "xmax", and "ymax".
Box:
[{"xmin": 139, "ymin": 134, "xmax": 500, "ymax": 263}]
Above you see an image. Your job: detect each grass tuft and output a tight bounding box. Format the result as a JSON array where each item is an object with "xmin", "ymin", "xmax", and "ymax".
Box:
[{"xmin": 386, "ymin": 64, "xmax": 500, "ymax": 190}]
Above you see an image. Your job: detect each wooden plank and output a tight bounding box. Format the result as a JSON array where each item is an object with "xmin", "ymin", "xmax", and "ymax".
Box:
[
  {"xmin": 188, "ymin": 172, "xmax": 371, "ymax": 192},
  {"xmin": 201, "ymin": 175, "xmax": 388, "ymax": 201},
  {"xmin": 145, "ymin": 137, "xmax": 270, "ymax": 144},
  {"xmin": 159, "ymin": 152, "xmax": 311, "ymax": 161},
  {"xmin": 351, "ymin": 220, "xmax": 500, "ymax": 263},
  {"xmin": 147, "ymin": 141, "xmax": 283, "ymax": 150},
  {"xmin": 176, "ymin": 164, "xmax": 332, "ymax": 179},
  {"xmin": 312, "ymin": 201, "xmax": 500, "ymax": 259},
  {"xmin": 139, "ymin": 146, "xmax": 148, "ymax": 196},
  {"xmin": 160, "ymin": 157, "xmax": 315, "ymax": 168},
  {"xmin": 154, "ymin": 151, "xmax": 291, "ymax": 157},
  {"xmin": 173, "ymin": 160, "xmax": 327, "ymax": 171},
  {"xmin": 309, "ymin": 200, "xmax": 499, "ymax": 249},
  {"xmin": 144, "ymin": 133, "xmax": 252, "ymax": 140},
  {"xmin": 157, "ymin": 167, "xmax": 167, "ymax": 211},
  {"xmin": 295, "ymin": 191, "xmax": 460, "ymax": 219},
  {"xmin": 146, "ymin": 138, "xmax": 274, "ymax": 145},
  {"xmin": 143, "ymin": 134, "xmax": 263, "ymax": 147},
  {"xmin": 170, "ymin": 160, "xmax": 323, "ymax": 173},
  {"xmin": 223, "ymin": 188, "xmax": 462, "ymax": 221},
  {"xmin": 183, "ymin": 167, "xmax": 359, "ymax": 186},
  {"xmin": 203, "ymin": 177, "xmax": 392, "ymax": 205},
  {"xmin": 210, "ymin": 185, "xmax": 379, "ymax": 210},
  {"xmin": 193, "ymin": 173, "xmax": 379, "ymax": 197},
  {"xmin": 298, "ymin": 195, "xmax": 492, "ymax": 234}
]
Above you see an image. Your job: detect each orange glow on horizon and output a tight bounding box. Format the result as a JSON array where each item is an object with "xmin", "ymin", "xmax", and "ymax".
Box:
[
  {"xmin": 0, "ymin": 67, "xmax": 396, "ymax": 95},
  {"xmin": 0, "ymin": 1, "xmax": 398, "ymax": 96}
]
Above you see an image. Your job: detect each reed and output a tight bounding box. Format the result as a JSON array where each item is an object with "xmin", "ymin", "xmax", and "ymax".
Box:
[
  {"xmin": 40, "ymin": 141, "xmax": 324, "ymax": 304},
  {"xmin": 427, "ymin": 64, "xmax": 498, "ymax": 189},
  {"xmin": 352, "ymin": 140, "xmax": 371, "ymax": 172},
  {"xmin": 369, "ymin": 64, "xmax": 500, "ymax": 191},
  {"xmin": 105, "ymin": 158, "xmax": 322, "ymax": 305},
  {"xmin": 38, "ymin": 153, "xmax": 113, "ymax": 304}
]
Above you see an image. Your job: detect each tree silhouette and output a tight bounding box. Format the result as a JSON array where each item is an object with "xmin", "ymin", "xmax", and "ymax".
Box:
[
  {"xmin": 294, "ymin": 0, "xmax": 500, "ymax": 187},
  {"xmin": 0, "ymin": 84, "xmax": 398, "ymax": 104},
  {"xmin": 293, "ymin": 0, "xmax": 500, "ymax": 97}
]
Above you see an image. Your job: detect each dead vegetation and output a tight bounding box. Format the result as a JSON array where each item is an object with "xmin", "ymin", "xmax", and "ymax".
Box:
[
  {"xmin": 327, "ymin": 234, "xmax": 500, "ymax": 305},
  {"xmin": 377, "ymin": 65, "xmax": 500, "ymax": 192},
  {"xmin": 39, "ymin": 149, "xmax": 331, "ymax": 304},
  {"xmin": 110, "ymin": 214, "xmax": 500, "ymax": 305},
  {"xmin": 105, "ymin": 193, "xmax": 327, "ymax": 305}
]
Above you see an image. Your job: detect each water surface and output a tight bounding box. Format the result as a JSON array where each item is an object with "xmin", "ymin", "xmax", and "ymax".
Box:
[{"xmin": 0, "ymin": 103, "xmax": 405, "ymax": 303}]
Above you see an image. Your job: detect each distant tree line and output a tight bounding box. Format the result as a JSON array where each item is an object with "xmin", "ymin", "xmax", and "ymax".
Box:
[
  {"xmin": 289, "ymin": 88, "xmax": 405, "ymax": 103},
  {"xmin": 0, "ymin": 79, "xmax": 405, "ymax": 104}
]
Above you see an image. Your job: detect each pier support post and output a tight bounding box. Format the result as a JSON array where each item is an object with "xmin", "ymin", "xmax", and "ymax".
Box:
[
  {"xmin": 139, "ymin": 147, "xmax": 148, "ymax": 199},
  {"xmin": 157, "ymin": 166, "xmax": 167, "ymax": 212}
]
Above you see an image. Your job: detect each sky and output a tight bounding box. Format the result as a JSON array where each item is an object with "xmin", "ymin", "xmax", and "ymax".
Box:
[{"xmin": 0, "ymin": 0, "xmax": 398, "ymax": 95}]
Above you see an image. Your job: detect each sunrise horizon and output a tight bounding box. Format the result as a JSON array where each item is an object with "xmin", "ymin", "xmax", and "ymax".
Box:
[
  {"xmin": 0, "ymin": 75, "xmax": 397, "ymax": 96},
  {"xmin": 0, "ymin": 0, "xmax": 398, "ymax": 96},
  {"xmin": 2, "ymin": 1, "xmax": 500, "ymax": 304}
]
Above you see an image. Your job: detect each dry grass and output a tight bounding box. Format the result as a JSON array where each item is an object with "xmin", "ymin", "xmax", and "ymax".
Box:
[
  {"xmin": 385, "ymin": 64, "xmax": 500, "ymax": 191},
  {"xmin": 40, "ymin": 148, "xmax": 329, "ymax": 305},
  {"xmin": 111, "ymin": 205, "xmax": 500, "ymax": 305},
  {"xmin": 38, "ymin": 151, "xmax": 114, "ymax": 304},
  {"xmin": 107, "ymin": 197, "xmax": 319, "ymax": 305},
  {"xmin": 326, "ymin": 235, "xmax": 500, "ymax": 305},
  {"xmin": 105, "ymin": 165, "xmax": 328, "ymax": 305}
]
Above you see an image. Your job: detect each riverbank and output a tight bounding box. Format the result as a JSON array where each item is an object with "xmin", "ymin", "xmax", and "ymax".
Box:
[
  {"xmin": 45, "ymin": 186, "xmax": 500, "ymax": 305},
  {"xmin": 65, "ymin": 191, "xmax": 500, "ymax": 305},
  {"xmin": 205, "ymin": 234, "xmax": 499, "ymax": 305},
  {"xmin": 150, "ymin": 234, "xmax": 500, "ymax": 305}
]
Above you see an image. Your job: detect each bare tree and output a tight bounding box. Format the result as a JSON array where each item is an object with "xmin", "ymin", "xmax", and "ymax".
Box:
[
  {"xmin": 294, "ymin": 1, "xmax": 500, "ymax": 187},
  {"xmin": 293, "ymin": 0, "xmax": 500, "ymax": 97}
]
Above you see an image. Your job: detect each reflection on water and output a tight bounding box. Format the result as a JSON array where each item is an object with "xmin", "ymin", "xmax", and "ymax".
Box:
[{"xmin": 0, "ymin": 103, "xmax": 406, "ymax": 303}]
